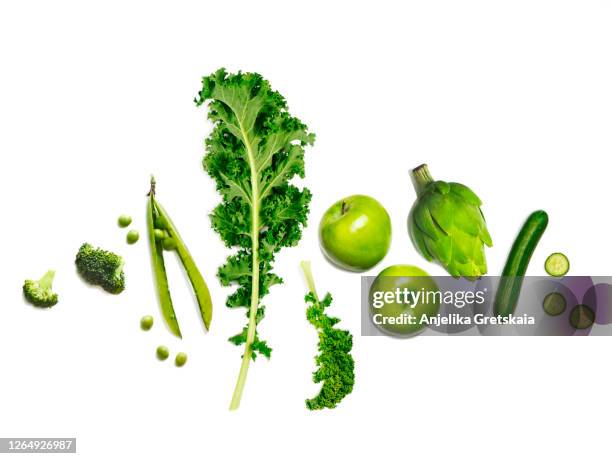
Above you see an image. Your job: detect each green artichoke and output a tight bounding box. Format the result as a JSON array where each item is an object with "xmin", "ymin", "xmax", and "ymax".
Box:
[{"xmin": 408, "ymin": 164, "xmax": 492, "ymax": 279}]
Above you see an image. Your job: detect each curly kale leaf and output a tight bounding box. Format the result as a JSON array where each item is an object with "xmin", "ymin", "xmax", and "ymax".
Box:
[
  {"xmin": 301, "ymin": 262, "xmax": 355, "ymax": 410},
  {"xmin": 195, "ymin": 69, "xmax": 314, "ymax": 408}
]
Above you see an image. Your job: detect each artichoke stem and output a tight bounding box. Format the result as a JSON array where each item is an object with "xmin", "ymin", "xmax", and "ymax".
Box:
[{"xmin": 411, "ymin": 164, "xmax": 434, "ymax": 196}]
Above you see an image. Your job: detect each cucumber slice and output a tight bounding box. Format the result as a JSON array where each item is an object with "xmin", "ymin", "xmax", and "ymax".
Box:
[
  {"xmin": 545, "ymin": 252, "xmax": 570, "ymax": 277},
  {"xmin": 569, "ymin": 304, "xmax": 594, "ymax": 329},
  {"xmin": 543, "ymin": 292, "xmax": 566, "ymax": 316}
]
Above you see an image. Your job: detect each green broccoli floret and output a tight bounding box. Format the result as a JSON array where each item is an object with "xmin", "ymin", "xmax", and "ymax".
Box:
[
  {"xmin": 23, "ymin": 270, "xmax": 59, "ymax": 308},
  {"xmin": 75, "ymin": 243, "xmax": 125, "ymax": 294}
]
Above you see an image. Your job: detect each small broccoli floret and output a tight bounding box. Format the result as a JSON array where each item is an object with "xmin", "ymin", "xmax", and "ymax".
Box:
[
  {"xmin": 23, "ymin": 270, "xmax": 59, "ymax": 308},
  {"xmin": 75, "ymin": 243, "xmax": 125, "ymax": 294}
]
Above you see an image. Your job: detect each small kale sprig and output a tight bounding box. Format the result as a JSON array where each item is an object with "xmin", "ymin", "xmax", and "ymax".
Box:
[
  {"xmin": 301, "ymin": 261, "xmax": 355, "ymax": 410},
  {"xmin": 195, "ymin": 69, "xmax": 314, "ymax": 410}
]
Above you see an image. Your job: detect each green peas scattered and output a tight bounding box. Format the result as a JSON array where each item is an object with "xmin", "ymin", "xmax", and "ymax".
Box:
[
  {"xmin": 154, "ymin": 229, "xmax": 166, "ymax": 241},
  {"xmin": 127, "ymin": 230, "xmax": 140, "ymax": 244},
  {"xmin": 543, "ymin": 292, "xmax": 566, "ymax": 316},
  {"xmin": 156, "ymin": 345, "xmax": 169, "ymax": 361},
  {"xmin": 175, "ymin": 352, "xmax": 188, "ymax": 367},
  {"xmin": 140, "ymin": 315, "xmax": 154, "ymax": 331},
  {"xmin": 118, "ymin": 214, "xmax": 132, "ymax": 228},
  {"xmin": 162, "ymin": 237, "xmax": 177, "ymax": 251},
  {"xmin": 569, "ymin": 304, "xmax": 595, "ymax": 330}
]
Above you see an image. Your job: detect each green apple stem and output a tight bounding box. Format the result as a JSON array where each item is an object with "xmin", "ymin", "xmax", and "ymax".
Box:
[
  {"xmin": 411, "ymin": 164, "xmax": 434, "ymax": 196},
  {"xmin": 341, "ymin": 200, "xmax": 348, "ymax": 215}
]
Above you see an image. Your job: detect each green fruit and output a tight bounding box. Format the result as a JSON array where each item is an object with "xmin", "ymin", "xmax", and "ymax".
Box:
[
  {"xmin": 319, "ymin": 195, "xmax": 391, "ymax": 271},
  {"xmin": 408, "ymin": 164, "xmax": 492, "ymax": 279},
  {"xmin": 156, "ymin": 345, "xmax": 169, "ymax": 360},
  {"xmin": 369, "ymin": 264, "xmax": 439, "ymax": 336}
]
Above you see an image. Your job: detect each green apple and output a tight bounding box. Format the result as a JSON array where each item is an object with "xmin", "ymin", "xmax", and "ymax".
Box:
[
  {"xmin": 369, "ymin": 264, "xmax": 439, "ymax": 336},
  {"xmin": 319, "ymin": 195, "xmax": 391, "ymax": 271}
]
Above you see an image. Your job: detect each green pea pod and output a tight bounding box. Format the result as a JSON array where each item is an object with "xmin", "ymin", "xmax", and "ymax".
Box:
[
  {"xmin": 147, "ymin": 194, "xmax": 181, "ymax": 337},
  {"xmin": 153, "ymin": 198, "xmax": 213, "ymax": 330}
]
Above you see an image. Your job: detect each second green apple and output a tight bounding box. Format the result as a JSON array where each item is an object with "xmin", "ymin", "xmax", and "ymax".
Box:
[{"xmin": 319, "ymin": 195, "xmax": 391, "ymax": 271}]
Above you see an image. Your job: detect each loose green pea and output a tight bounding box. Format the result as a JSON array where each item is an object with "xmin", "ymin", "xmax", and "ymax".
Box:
[
  {"xmin": 154, "ymin": 229, "xmax": 166, "ymax": 241},
  {"xmin": 140, "ymin": 315, "xmax": 154, "ymax": 331},
  {"xmin": 156, "ymin": 345, "xmax": 169, "ymax": 360},
  {"xmin": 118, "ymin": 214, "xmax": 132, "ymax": 228},
  {"xmin": 127, "ymin": 230, "xmax": 140, "ymax": 244},
  {"xmin": 175, "ymin": 352, "xmax": 188, "ymax": 367},
  {"xmin": 162, "ymin": 237, "xmax": 177, "ymax": 251}
]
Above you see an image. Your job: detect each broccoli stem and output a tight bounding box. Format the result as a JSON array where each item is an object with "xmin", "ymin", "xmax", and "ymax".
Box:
[
  {"xmin": 411, "ymin": 163, "xmax": 435, "ymax": 196},
  {"xmin": 39, "ymin": 270, "xmax": 56, "ymax": 289}
]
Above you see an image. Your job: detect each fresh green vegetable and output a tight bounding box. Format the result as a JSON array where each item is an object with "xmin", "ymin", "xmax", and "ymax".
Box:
[
  {"xmin": 545, "ymin": 252, "xmax": 569, "ymax": 277},
  {"xmin": 154, "ymin": 215, "xmax": 166, "ymax": 230},
  {"xmin": 301, "ymin": 261, "xmax": 354, "ymax": 410},
  {"xmin": 118, "ymin": 214, "xmax": 132, "ymax": 228},
  {"xmin": 140, "ymin": 315, "xmax": 154, "ymax": 331},
  {"xmin": 154, "ymin": 229, "xmax": 166, "ymax": 241},
  {"xmin": 543, "ymin": 292, "xmax": 566, "ymax": 316},
  {"xmin": 408, "ymin": 164, "xmax": 492, "ymax": 279},
  {"xmin": 196, "ymin": 68, "xmax": 314, "ymax": 410},
  {"xmin": 147, "ymin": 177, "xmax": 213, "ymax": 335},
  {"xmin": 147, "ymin": 185, "xmax": 179, "ymax": 337},
  {"xmin": 156, "ymin": 345, "xmax": 169, "ymax": 360},
  {"xmin": 569, "ymin": 304, "xmax": 595, "ymax": 329},
  {"xmin": 126, "ymin": 230, "xmax": 140, "ymax": 245},
  {"xmin": 75, "ymin": 243, "xmax": 125, "ymax": 294},
  {"xmin": 175, "ymin": 352, "xmax": 188, "ymax": 367},
  {"xmin": 154, "ymin": 193, "xmax": 213, "ymax": 330},
  {"xmin": 494, "ymin": 210, "xmax": 548, "ymax": 317},
  {"xmin": 23, "ymin": 270, "xmax": 59, "ymax": 308},
  {"xmin": 162, "ymin": 237, "xmax": 177, "ymax": 251}
]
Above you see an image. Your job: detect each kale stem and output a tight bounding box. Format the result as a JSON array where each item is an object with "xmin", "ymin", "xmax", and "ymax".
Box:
[
  {"xmin": 229, "ymin": 122, "xmax": 261, "ymax": 411},
  {"xmin": 300, "ymin": 261, "xmax": 319, "ymax": 302}
]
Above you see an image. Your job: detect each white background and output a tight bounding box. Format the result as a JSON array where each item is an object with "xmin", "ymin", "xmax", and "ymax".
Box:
[{"xmin": 1, "ymin": 1, "xmax": 611, "ymax": 457}]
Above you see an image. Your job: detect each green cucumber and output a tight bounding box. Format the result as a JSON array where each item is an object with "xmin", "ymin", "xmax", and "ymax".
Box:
[{"xmin": 494, "ymin": 210, "xmax": 548, "ymax": 317}]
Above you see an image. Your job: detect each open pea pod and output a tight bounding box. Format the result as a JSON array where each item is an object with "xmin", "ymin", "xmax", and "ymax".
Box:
[
  {"xmin": 153, "ymin": 197, "xmax": 213, "ymax": 331},
  {"xmin": 147, "ymin": 194, "xmax": 181, "ymax": 338}
]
